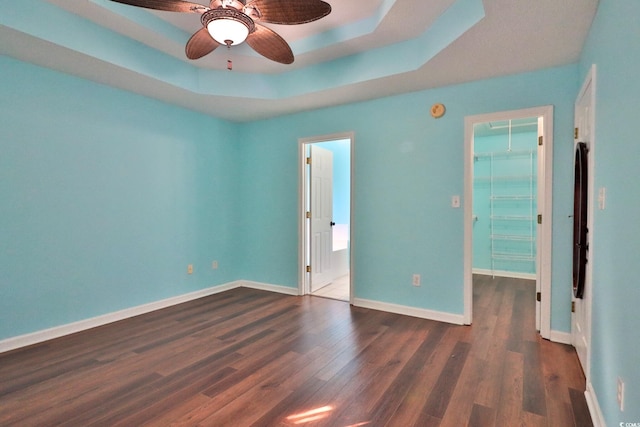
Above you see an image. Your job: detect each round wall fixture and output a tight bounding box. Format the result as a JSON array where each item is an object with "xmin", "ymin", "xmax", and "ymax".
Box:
[{"xmin": 430, "ymin": 103, "xmax": 446, "ymax": 118}]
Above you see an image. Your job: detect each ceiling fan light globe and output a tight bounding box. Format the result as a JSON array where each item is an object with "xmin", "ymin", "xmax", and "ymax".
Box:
[
  {"xmin": 207, "ymin": 18, "xmax": 249, "ymax": 45},
  {"xmin": 202, "ymin": 9, "xmax": 255, "ymax": 47}
]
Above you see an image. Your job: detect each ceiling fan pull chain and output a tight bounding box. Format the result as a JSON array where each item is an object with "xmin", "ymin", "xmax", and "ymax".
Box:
[{"xmin": 226, "ymin": 42, "xmax": 233, "ymax": 71}]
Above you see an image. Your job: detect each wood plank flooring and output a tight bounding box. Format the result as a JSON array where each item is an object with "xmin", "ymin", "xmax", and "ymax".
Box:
[{"xmin": 0, "ymin": 276, "xmax": 592, "ymax": 426}]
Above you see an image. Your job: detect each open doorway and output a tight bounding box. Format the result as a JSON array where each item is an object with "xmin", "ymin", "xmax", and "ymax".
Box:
[
  {"xmin": 298, "ymin": 133, "xmax": 354, "ymax": 302},
  {"xmin": 464, "ymin": 106, "xmax": 553, "ymax": 339},
  {"xmin": 472, "ymin": 117, "xmax": 539, "ymax": 279}
]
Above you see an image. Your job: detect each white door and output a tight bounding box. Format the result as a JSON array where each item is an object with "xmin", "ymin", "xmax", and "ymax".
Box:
[
  {"xmin": 464, "ymin": 106, "xmax": 553, "ymax": 336},
  {"xmin": 310, "ymin": 145, "xmax": 334, "ymax": 291},
  {"xmin": 572, "ymin": 68, "xmax": 595, "ymax": 375}
]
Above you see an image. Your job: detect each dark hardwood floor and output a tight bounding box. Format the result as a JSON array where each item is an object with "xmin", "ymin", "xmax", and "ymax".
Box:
[{"xmin": 0, "ymin": 276, "xmax": 592, "ymax": 426}]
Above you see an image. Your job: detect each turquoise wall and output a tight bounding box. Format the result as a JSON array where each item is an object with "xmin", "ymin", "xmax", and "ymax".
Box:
[
  {"xmin": 238, "ymin": 65, "xmax": 577, "ymax": 324},
  {"xmin": 0, "ymin": 56, "xmax": 241, "ymax": 340},
  {"xmin": 473, "ymin": 132, "xmax": 538, "ymax": 275},
  {"xmin": 0, "ymin": 57, "xmax": 577, "ymax": 341},
  {"xmin": 579, "ymin": 0, "xmax": 640, "ymax": 424},
  {"xmin": 3, "ymin": 4, "xmax": 636, "ymax": 423}
]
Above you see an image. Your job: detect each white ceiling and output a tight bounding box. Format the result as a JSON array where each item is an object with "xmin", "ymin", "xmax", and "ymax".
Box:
[{"xmin": 1, "ymin": 0, "xmax": 599, "ymax": 122}]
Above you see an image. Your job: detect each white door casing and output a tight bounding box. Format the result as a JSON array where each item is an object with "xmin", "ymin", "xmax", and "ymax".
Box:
[
  {"xmin": 299, "ymin": 132, "xmax": 354, "ymax": 300},
  {"xmin": 464, "ymin": 106, "xmax": 553, "ymax": 339},
  {"xmin": 572, "ymin": 66, "xmax": 596, "ymax": 379},
  {"xmin": 310, "ymin": 145, "xmax": 334, "ymax": 291},
  {"xmin": 535, "ymin": 116, "xmax": 544, "ymax": 331}
]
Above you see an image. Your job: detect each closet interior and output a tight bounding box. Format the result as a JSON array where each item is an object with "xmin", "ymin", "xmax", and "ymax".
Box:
[{"xmin": 472, "ymin": 118, "xmax": 539, "ymax": 278}]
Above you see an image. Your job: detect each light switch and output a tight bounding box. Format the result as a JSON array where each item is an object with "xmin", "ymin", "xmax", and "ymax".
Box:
[
  {"xmin": 451, "ymin": 195, "xmax": 461, "ymax": 208},
  {"xmin": 598, "ymin": 187, "xmax": 606, "ymax": 210}
]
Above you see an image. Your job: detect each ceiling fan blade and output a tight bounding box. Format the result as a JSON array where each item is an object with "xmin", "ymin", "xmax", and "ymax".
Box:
[
  {"xmin": 109, "ymin": 0, "xmax": 208, "ymax": 13},
  {"xmin": 245, "ymin": 0, "xmax": 331, "ymax": 24},
  {"xmin": 186, "ymin": 27, "xmax": 220, "ymax": 59},
  {"xmin": 246, "ymin": 24, "xmax": 294, "ymax": 64}
]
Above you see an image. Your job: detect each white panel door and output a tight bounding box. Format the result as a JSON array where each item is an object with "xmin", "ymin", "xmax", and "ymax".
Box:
[
  {"xmin": 310, "ymin": 145, "xmax": 334, "ymax": 291},
  {"xmin": 572, "ymin": 71, "xmax": 594, "ymax": 375}
]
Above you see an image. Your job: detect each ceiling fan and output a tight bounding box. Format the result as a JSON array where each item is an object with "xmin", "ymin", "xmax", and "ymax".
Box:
[{"xmin": 109, "ymin": 0, "xmax": 332, "ymax": 65}]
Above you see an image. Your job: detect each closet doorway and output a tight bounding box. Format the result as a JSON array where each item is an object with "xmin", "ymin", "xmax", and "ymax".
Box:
[
  {"xmin": 464, "ymin": 106, "xmax": 553, "ymax": 339},
  {"xmin": 298, "ymin": 132, "xmax": 354, "ymax": 303},
  {"xmin": 473, "ymin": 118, "xmax": 539, "ymax": 279}
]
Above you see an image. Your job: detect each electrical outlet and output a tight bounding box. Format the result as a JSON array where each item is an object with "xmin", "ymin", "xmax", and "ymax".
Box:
[
  {"xmin": 451, "ymin": 195, "xmax": 460, "ymax": 208},
  {"xmin": 412, "ymin": 274, "xmax": 421, "ymax": 287},
  {"xmin": 212, "ymin": 260, "xmax": 218, "ymax": 270},
  {"xmin": 187, "ymin": 264, "xmax": 193, "ymax": 275},
  {"xmin": 617, "ymin": 377, "xmax": 625, "ymax": 411}
]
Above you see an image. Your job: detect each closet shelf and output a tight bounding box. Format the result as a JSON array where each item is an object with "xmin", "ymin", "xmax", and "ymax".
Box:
[
  {"xmin": 477, "ymin": 144, "xmax": 537, "ymax": 276},
  {"xmin": 492, "ymin": 253, "xmax": 535, "ymax": 262},
  {"xmin": 490, "ymin": 195, "xmax": 534, "ymax": 201},
  {"xmin": 490, "ymin": 215, "xmax": 534, "ymax": 221},
  {"xmin": 490, "ymin": 234, "xmax": 534, "ymax": 242},
  {"xmin": 474, "ymin": 149, "xmax": 535, "ymax": 159},
  {"xmin": 474, "ymin": 175, "xmax": 533, "ymax": 182}
]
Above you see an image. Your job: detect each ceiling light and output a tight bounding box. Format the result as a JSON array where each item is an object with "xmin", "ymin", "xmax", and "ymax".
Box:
[{"xmin": 202, "ymin": 9, "xmax": 255, "ymax": 46}]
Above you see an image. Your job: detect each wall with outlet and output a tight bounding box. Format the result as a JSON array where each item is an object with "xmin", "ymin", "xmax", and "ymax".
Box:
[
  {"xmin": 2, "ymin": 4, "xmax": 639, "ymax": 425},
  {"xmin": 0, "ymin": 56, "xmax": 242, "ymax": 340},
  {"xmin": 0, "ymin": 55, "xmax": 577, "ymax": 342},
  {"xmin": 579, "ymin": 0, "xmax": 640, "ymax": 424},
  {"xmin": 237, "ymin": 64, "xmax": 576, "ymax": 318}
]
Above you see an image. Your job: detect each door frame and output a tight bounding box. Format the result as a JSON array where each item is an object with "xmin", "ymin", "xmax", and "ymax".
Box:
[
  {"xmin": 572, "ymin": 64, "xmax": 596, "ymax": 382},
  {"xmin": 463, "ymin": 106, "xmax": 554, "ymax": 339},
  {"xmin": 298, "ymin": 131, "xmax": 355, "ymax": 302}
]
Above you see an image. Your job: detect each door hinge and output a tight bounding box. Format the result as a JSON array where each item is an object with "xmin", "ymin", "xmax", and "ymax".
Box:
[
  {"xmin": 537, "ymin": 214, "xmax": 542, "ymax": 225},
  {"xmin": 306, "ymin": 265, "xmax": 311, "ymax": 273},
  {"xmin": 571, "ymin": 301, "xmax": 576, "ymax": 313},
  {"xmin": 306, "ymin": 157, "xmax": 311, "ymax": 165},
  {"xmin": 536, "ymin": 292, "xmax": 541, "ymax": 302},
  {"xmin": 306, "ymin": 211, "xmax": 311, "ymax": 219},
  {"xmin": 538, "ymin": 136, "xmax": 543, "ymax": 146},
  {"xmin": 574, "ymin": 128, "xmax": 579, "ymax": 139}
]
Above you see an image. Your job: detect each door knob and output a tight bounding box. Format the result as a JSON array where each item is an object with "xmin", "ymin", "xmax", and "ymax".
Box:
[{"xmin": 330, "ymin": 221, "xmax": 336, "ymax": 227}]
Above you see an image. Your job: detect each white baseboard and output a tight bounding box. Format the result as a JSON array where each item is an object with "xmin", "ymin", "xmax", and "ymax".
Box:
[
  {"xmin": 0, "ymin": 280, "xmax": 303, "ymax": 354},
  {"xmin": 549, "ymin": 330, "xmax": 572, "ymax": 345},
  {"xmin": 473, "ymin": 269, "xmax": 536, "ymax": 280},
  {"xmin": 0, "ymin": 281, "xmax": 241, "ymax": 354},
  {"xmin": 240, "ymin": 280, "xmax": 300, "ymax": 296},
  {"xmin": 0, "ymin": 281, "xmax": 467, "ymax": 354},
  {"xmin": 585, "ymin": 382, "xmax": 605, "ymax": 427},
  {"xmin": 352, "ymin": 298, "xmax": 465, "ymax": 325}
]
